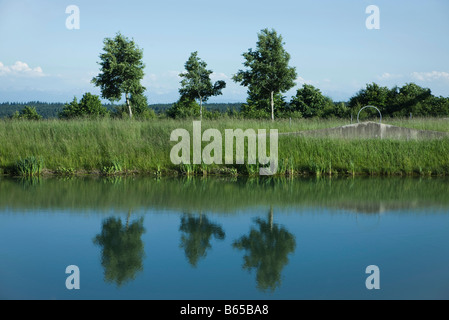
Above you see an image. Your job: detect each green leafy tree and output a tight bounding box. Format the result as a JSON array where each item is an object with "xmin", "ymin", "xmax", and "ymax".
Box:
[
  {"xmin": 166, "ymin": 96, "xmax": 201, "ymax": 119},
  {"xmin": 92, "ymin": 32, "xmax": 146, "ymax": 119},
  {"xmin": 12, "ymin": 106, "xmax": 42, "ymax": 120},
  {"xmin": 114, "ymin": 93, "xmax": 155, "ymax": 119},
  {"xmin": 388, "ymin": 83, "xmax": 448, "ymax": 117},
  {"xmin": 130, "ymin": 93, "xmax": 149, "ymax": 115},
  {"xmin": 93, "ymin": 213, "xmax": 146, "ymax": 287},
  {"xmin": 179, "ymin": 213, "xmax": 225, "ymax": 268},
  {"xmin": 233, "ymin": 207, "xmax": 296, "ymax": 292},
  {"xmin": 348, "ymin": 82, "xmax": 445, "ymax": 117},
  {"xmin": 239, "ymin": 103, "xmax": 271, "ymax": 119},
  {"xmin": 290, "ymin": 84, "xmax": 333, "ymax": 118},
  {"xmin": 426, "ymin": 96, "xmax": 449, "ymax": 116},
  {"xmin": 348, "ymin": 83, "xmax": 394, "ymax": 118},
  {"xmin": 332, "ymin": 102, "xmax": 350, "ymax": 118},
  {"xmin": 241, "ymin": 87, "xmax": 289, "ymax": 119},
  {"xmin": 396, "ymin": 83, "xmax": 433, "ymax": 116},
  {"xmin": 59, "ymin": 97, "xmax": 79, "ymax": 119},
  {"xmin": 233, "ymin": 28, "xmax": 297, "ymax": 121},
  {"xmin": 179, "ymin": 52, "xmax": 226, "ymax": 119},
  {"xmin": 59, "ymin": 93, "xmax": 108, "ymax": 119}
]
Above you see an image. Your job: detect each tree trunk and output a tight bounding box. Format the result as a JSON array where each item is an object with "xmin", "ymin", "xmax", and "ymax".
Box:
[
  {"xmin": 126, "ymin": 93, "xmax": 133, "ymax": 119},
  {"xmin": 126, "ymin": 210, "xmax": 131, "ymax": 230},
  {"xmin": 270, "ymin": 91, "xmax": 274, "ymax": 121},
  {"xmin": 199, "ymin": 97, "xmax": 203, "ymax": 120},
  {"xmin": 269, "ymin": 206, "xmax": 274, "ymax": 231}
]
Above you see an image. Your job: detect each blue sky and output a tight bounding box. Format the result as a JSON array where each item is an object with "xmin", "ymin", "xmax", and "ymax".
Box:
[{"xmin": 0, "ymin": 0, "xmax": 448, "ymax": 103}]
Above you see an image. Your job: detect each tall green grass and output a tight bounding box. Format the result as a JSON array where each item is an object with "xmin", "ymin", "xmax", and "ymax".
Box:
[
  {"xmin": 13, "ymin": 156, "xmax": 44, "ymax": 177},
  {"xmin": 278, "ymin": 135, "xmax": 449, "ymax": 176},
  {"xmin": 388, "ymin": 117, "xmax": 449, "ymax": 133},
  {"xmin": 0, "ymin": 118, "xmax": 448, "ymax": 176}
]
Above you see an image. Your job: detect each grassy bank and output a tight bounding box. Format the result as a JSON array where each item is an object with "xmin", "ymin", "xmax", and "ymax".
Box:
[{"xmin": 0, "ymin": 118, "xmax": 448, "ymax": 176}]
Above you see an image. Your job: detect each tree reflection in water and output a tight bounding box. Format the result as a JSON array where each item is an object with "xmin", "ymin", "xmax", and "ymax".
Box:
[
  {"xmin": 179, "ymin": 213, "xmax": 225, "ymax": 268},
  {"xmin": 93, "ymin": 210, "xmax": 146, "ymax": 287},
  {"xmin": 233, "ymin": 207, "xmax": 296, "ymax": 292}
]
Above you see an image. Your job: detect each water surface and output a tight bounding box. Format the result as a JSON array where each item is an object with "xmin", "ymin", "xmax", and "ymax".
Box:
[{"xmin": 1, "ymin": 176, "xmax": 449, "ymax": 300}]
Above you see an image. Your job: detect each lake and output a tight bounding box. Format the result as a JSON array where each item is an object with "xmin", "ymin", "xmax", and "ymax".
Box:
[{"xmin": 1, "ymin": 176, "xmax": 449, "ymax": 300}]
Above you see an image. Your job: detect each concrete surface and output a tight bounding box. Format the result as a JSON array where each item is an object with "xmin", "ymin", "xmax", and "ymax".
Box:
[{"xmin": 289, "ymin": 122, "xmax": 449, "ymax": 140}]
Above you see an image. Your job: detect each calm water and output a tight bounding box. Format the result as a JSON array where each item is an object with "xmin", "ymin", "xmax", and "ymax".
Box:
[{"xmin": 1, "ymin": 176, "xmax": 449, "ymax": 300}]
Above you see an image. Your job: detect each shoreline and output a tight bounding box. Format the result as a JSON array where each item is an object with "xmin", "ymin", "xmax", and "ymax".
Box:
[{"xmin": 1, "ymin": 167, "xmax": 448, "ymax": 178}]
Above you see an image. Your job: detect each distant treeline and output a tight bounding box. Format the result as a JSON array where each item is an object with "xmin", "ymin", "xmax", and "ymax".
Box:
[
  {"xmin": 0, "ymin": 102, "xmax": 243, "ymax": 119},
  {"xmin": 2, "ymin": 82, "xmax": 449, "ymax": 120},
  {"xmin": 152, "ymin": 103, "xmax": 242, "ymax": 114},
  {"xmin": 0, "ymin": 102, "xmax": 65, "ymax": 119}
]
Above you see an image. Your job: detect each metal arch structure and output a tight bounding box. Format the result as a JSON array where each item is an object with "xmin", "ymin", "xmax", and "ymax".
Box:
[{"xmin": 357, "ymin": 106, "xmax": 382, "ymax": 124}]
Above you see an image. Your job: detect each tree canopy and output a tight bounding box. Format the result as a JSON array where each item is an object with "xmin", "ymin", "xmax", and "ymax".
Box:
[
  {"xmin": 290, "ymin": 84, "xmax": 334, "ymax": 118},
  {"xmin": 11, "ymin": 106, "xmax": 42, "ymax": 120},
  {"xmin": 59, "ymin": 92, "xmax": 109, "ymax": 119},
  {"xmin": 349, "ymin": 82, "xmax": 449, "ymax": 118},
  {"xmin": 114, "ymin": 93, "xmax": 156, "ymax": 119},
  {"xmin": 166, "ymin": 96, "xmax": 201, "ymax": 119},
  {"xmin": 92, "ymin": 32, "xmax": 146, "ymax": 118},
  {"xmin": 233, "ymin": 28, "xmax": 297, "ymax": 120},
  {"xmin": 179, "ymin": 52, "xmax": 226, "ymax": 119}
]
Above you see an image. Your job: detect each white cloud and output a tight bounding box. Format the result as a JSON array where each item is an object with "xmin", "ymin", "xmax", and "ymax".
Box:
[
  {"xmin": 0, "ymin": 61, "xmax": 45, "ymax": 77},
  {"xmin": 166, "ymin": 70, "xmax": 182, "ymax": 79},
  {"xmin": 141, "ymin": 71, "xmax": 181, "ymax": 96},
  {"xmin": 145, "ymin": 73, "xmax": 158, "ymax": 82},
  {"xmin": 411, "ymin": 71, "xmax": 449, "ymax": 82},
  {"xmin": 378, "ymin": 72, "xmax": 403, "ymax": 80},
  {"xmin": 296, "ymin": 76, "xmax": 306, "ymax": 84},
  {"xmin": 296, "ymin": 76, "xmax": 319, "ymax": 87},
  {"xmin": 210, "ymin": 72, "xmax": 229, "ymax": 81}
]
